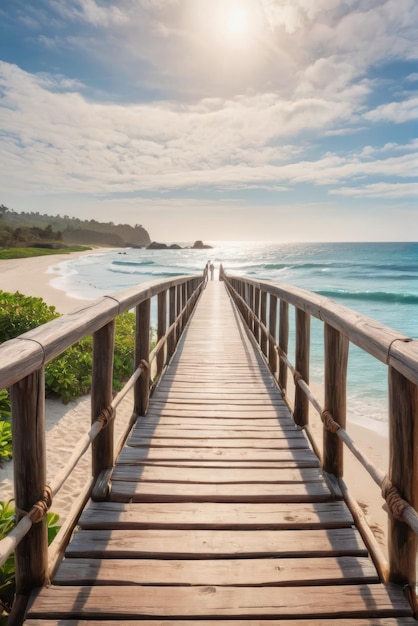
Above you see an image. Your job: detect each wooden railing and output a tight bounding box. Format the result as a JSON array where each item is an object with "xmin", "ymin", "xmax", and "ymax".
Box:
[
  {"xmin": 221, "ymin": 266, "xmax": 418, "ymax": 603},
  {"xmin": 0, "ymin": 274, "xmax": 203, "ymax": 609}
]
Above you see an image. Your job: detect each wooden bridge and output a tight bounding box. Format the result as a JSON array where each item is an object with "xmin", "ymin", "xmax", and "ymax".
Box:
[{"xmin": 1, "ymin": 270, "xmax": 418, "ymax": 624}]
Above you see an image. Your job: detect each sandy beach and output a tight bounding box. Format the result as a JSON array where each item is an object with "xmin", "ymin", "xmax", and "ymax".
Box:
[
  {"xmin": 0, "ymin": 248, "xmax": 109, "ymax": 313},
  {"xmin": 0, "ymin": 249, "xmax": 390, "ymax": 558}
]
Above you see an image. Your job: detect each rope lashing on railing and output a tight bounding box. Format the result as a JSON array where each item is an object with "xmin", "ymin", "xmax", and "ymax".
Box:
[
  {"xmin": 95, "ymin": 406, "xmax": 115, "ymax": 429},
  {"xmin": 321, "ymin": 409, "xmax": 341, "ymax": 434},
  {"xmin": 15, "ymin": 486, "xmax": 53, "ymax": 523},
  {"xmin": 0, "ymin": 486, "xmax": 53, "ymax": 567},
  {"xmin": 381, "ymin": 476, "xmax": 418, "ymax": 534},
  {"xmin": 28, "ymin": 486, "xmax": 53, "ymax": 524},
  {"xmin": 381, "ymin": 476, "xmax": 408, "ymax": 521}
]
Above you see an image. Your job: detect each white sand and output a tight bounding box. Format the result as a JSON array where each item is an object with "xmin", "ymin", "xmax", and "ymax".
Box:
[
  {"xmin": 0, "ymin": 250, "xmax": 391, "ymax": 556},
  {"xmin": 0, "ymin": 248, "xmax": 109, "ymax": 313}
]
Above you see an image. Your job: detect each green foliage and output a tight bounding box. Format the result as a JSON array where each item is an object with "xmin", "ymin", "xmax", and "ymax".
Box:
[
  {"xmin": 0, "ymin": 500, "xmax": 61, "ymax": 619},
  {"xmin": 45, "ymin": 338, "xmax": 93, "ymax": 403},
  {"xmin": 0, "ymin": 392, "xmax": 11, "ymax": 468},
  {"xmin": 0, "ymin": 291, "xmax": 136, "ymax": 405},
  {"xmin": 44, "ymin": 312, "xmax": 135, "ymax": 403},
  {"xmin": 0, "ymin": 246, "xmax": 90, "ymax": 260},
  {"xmin": 113, "ymin": 312, "xmax": 136, "ymax": 389},
  {"xmin": 0, "ymin": 291, "xmax": 58, "ymax": 342},
  {"xmin": 0, "ymin": 423, "xmax": 12, "ymax": 466},
  {"xmin": 0, "ymin": 204, "xmax": 150, "ymax": 247},
  {"xmin": 0, "ymin": 392, "xmax": 10, "ymax": 422},
  {"xmin": 0, "ymin": 501, "xmax": 15, "ymax": 619}
]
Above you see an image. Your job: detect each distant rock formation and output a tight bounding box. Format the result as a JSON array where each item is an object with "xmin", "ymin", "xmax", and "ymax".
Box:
[
  {"xmin": 147, "ymin": 242, "xmax": 187, "ymax": 250},
  {"xmin": 192, "ymin": 240, "xmax": 212, "ymax": 249},
  {"xmin": 147, "ymin": 240, "xmax": 213, "ymax": 250}
]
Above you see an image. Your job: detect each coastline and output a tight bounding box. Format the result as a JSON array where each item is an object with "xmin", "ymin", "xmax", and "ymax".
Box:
[
  {"xmin": 0, "ymin": 247, "xmax": 112, "ymax": 314},
  {"xmin": 0, "ymin": 250, "xmax": 390, "ymax": 555}
]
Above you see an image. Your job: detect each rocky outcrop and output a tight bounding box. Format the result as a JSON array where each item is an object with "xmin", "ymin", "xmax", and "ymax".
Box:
[
  {"xmin": 146, "ymin": 240, "xmax": 213, "ymax": 250},
  {"xmin": 147, "ymin": 241, "xmax": 168, "ymax": 250},
  {"xmin": 192, "ymin": 240, "xmax": 212, "ymax": 249}
]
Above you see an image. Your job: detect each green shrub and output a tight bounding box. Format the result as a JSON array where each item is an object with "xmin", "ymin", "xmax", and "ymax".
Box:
[
  {"xmin": 0, "ymin": 291, "xmax": 58, "ymax": 342},
  {"xmin": 44, "ymin": 338, "xmax": 93, "ymax": 403},
  {"xmin": 0, "ymin": 423, "xmax": 12, "ymax": 466},
  {"xmin": 0, "ymin": 500, "xmax": 60, "ymax": 620},
  {"xmin": 0, "ymin": 392, "xmax": 10, "ymax": 422},
  {"xmin": 0, "ymin": 246, "xmax": 91, "ymax": 260},
  {"xmin": 0, "ymin": 291, "xmax": 136, "ymax": 405},
  {"xmin": 0, "ymin": 392, "xmax": 12, "ymax": 467}
]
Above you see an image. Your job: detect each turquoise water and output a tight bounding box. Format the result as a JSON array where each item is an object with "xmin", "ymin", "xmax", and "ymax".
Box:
[{"xmin": 48, "ymin": 242, "xmax": 418, "ymax": 431}]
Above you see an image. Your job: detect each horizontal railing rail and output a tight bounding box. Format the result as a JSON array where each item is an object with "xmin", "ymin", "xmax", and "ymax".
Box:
[
  {"xmin": 0, "ymin": 273, "xmax": 204, "ymax": 615},
  {"xmin": 221, "ymin": 266, "xmax": 418, "ymax": 604}
]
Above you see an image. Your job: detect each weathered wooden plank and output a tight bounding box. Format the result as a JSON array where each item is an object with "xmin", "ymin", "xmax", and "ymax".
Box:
[
  {"xmin": 65, "ymin": 528, "xmax": 365, "ymax": 558},
  {"xmin": 144, "ymin": 408, "xmax": 287, "ymax": 419},
  {"xmin": 111, "ymin": 465, "xmax": 324, "ymax": 484},
  {"xmin": 153, "ymin": 392, "xmax": 284, "ymax": 401},
  {"xmin": 54, "ymin": 555, "xmax": 377, "ymax": 586},
  {"xmin": 115, "ymin": 460, "xmax": 319, "ymax": 469},
  {"xmin": 135, "ymin": 415, "xmax": 295, "ymax": 432},
  {"xmin": 150, "ymin": 398, "xmax": 285, "ymax": 406},
  {"xmin": 144, "ymin": 407, "xmax": 289, "ymax": 417},
  {"xmin": 109, "ymin": 480, "xmax": 334, "ymax": 503},
  {"xmin": 26, "ymin": 584, "xmax": 413, "ymax": 619},
  {"xmin": 157, "ymin": 380, "xmax": 277, "ymax": 389},
  {"xmin": 78, "ymin": 501, "xmax": 354, "ymax": 530},
  {"xmin": 117, "ymin": 446, "xmax": 320, "ymax": 465},
  {"xmin": 25, "ymin": 617, "xmax": 417, "ymax": 626},
  {"xmin": 127, "ymin": 436, "xmax": 309, "ymax": 449},
  {"xmin": 130, "ymin": 428, "xmax": 307, "ymax": 440}
]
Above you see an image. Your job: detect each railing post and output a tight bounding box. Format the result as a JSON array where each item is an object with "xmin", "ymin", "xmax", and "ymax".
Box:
[
  {"xmin": 186, "ymin": 280, "xmax": 193, "ymax": 321},
  {"xmin": 157, "ymin": 290, "xmax": 167, "ymax": 375},
  {"xmin": 176, "ymin": 284, "xmax": 183, "ymax": 335},
  {"xmin": 388, "ymin": 367, "xmax": 418, "ymax": 590},
  {"xmin": 269, "ymin": 294, "xmax": 278, "ymax": 376},
  {"xmin": 260, "ymin": 291, "xmax": 267, "ymax": 357},
  {"xmin": 91, "ymin": 320, "xmax": 115, "ymax": 479},
  {"xmin": 168, "ymin": 285, "xmax": 176, "ymax": 360},
  {"xmin": 323, "ymin": 323, "xmax": 349, "ymax": 476},
  {"xmin": 11, "ymin": 369, "xmax": 48, "ymax": 595},
  {"xmin": 248, "ymin": 285, "xmax": 255, "ymax": 334},
  {"xmin": 182, "ymin": 283, "xmax": 187, "ymax": 327},
  {"xmin": 279, "ymin": 301, "xmax": 289, "ymax": 391},
  {"xmin": 294, "ymin": 308, "xmax": 310, "ymax": 427},
  {"xmin": 135, "ymin": 298, "xmax": 150, "ymax": 416},
  {"xmin": 253, "ymin": 287, "xmax": 260, "ymax": 343}
]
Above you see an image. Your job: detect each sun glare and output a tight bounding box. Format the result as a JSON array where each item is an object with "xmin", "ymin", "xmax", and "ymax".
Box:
[{"xmin": 226, "ymin": 6, "xmax": 249, "ymax": 36}]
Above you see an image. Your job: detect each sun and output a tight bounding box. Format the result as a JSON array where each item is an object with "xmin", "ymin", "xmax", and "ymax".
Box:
[{"xmin": 225, "ymin": 6, "xmax": 250, "ymax": 36}]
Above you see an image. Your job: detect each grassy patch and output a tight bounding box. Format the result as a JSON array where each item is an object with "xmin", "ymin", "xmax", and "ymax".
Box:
[{"xmin": 0, "ymin": 246, "xmax": 91, "ymax": 260}]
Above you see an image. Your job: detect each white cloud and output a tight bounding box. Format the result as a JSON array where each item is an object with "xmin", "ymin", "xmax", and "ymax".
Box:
[
  {"xmin": 365, "ymin": 97, "xmax": 418, "ymax": 123},
  {"xmin": 331, "ymin": 182, "xmax": 418, "ymax": 198},
  {"xmin": 0, "ymin": 60, "xmax": 417, "ymax": 203},
  {"xmin": 48, "ymin": 0, "xmax": 128, "ymax": 27}
]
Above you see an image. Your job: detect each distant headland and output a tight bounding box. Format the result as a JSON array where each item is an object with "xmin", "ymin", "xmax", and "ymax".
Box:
[{"xmin": 147, "ymin": 240, "xmax": 213, "ymax": 250}]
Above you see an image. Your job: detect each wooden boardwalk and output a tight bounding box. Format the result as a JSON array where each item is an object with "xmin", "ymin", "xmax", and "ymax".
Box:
[{"xmin": 25, "ymin": 281, "xmax": 414, "ymax": 624}]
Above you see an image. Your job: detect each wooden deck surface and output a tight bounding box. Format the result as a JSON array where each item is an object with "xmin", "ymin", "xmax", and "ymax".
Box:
[{"xmin": 25, "ymin": 281, "xmax": 414, "ymax": 624}]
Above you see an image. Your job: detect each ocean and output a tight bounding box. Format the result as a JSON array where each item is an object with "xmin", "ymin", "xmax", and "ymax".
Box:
[{"xmin": 47, "ymin": 241, "xmax": 418, "ymax": 434}]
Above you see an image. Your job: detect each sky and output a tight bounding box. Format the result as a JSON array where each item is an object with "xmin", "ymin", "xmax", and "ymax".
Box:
[{"xmin": 0, "ymin": 0, "xmax": 417, "ymax": 242}]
